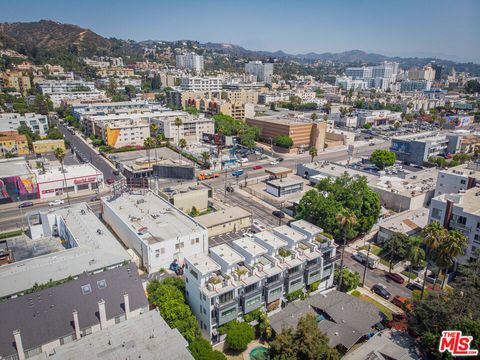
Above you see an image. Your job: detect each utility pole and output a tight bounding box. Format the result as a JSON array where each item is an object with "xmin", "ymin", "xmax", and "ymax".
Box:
[
  {"xmin": 337, "ymin": 229, "xmax": 347, "ymax": 292},
  {"xmin": 362, "ymin": 243, "xmax": 372, "ymax": 287},
  {"xmin": 224, "ymin": 167, "xmax": 228, "ymax": 202}
]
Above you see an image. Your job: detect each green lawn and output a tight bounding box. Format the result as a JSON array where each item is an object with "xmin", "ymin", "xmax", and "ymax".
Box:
[
  {"xmin": 359, "ymin": 244, "xmax": 382, "ymax": 256},
  {"xmin": 402, "ymin": 271, "xmax": 417, "ymax": 280},
  {"xmin": 359, "ymin": 294, "xmax": 393, "ymax": 320}
]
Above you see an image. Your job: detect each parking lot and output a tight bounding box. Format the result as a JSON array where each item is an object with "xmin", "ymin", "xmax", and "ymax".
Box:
[{"xmin": 208, "ymin": 230, "xmax": 248, "ymax": 247}]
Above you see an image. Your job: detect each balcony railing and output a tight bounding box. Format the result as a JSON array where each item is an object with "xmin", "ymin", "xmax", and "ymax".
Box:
[
  {"xmin": 323, "ymin": 253, "xmax": 341, "ymax": 264},
  {"xmin": 449, "ymin": 220, "xmax": 471, "ymax": 233}
]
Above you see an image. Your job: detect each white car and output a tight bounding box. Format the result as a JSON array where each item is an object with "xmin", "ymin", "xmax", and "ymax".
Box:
[
  {"xmin": 270, "ymin": 160, "xmax": 279, "ymax": 165},
  {"xmin": 49, "ymin": 199, "xmax": 65, "ymax": 206}
]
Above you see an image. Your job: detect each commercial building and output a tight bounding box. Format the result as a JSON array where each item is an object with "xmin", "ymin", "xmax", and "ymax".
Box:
[
  {"xmin": 195, "ymin": 206, "xmax": 253, "ymax": 236},
  {"xmin": 32, "ymin": 139, "xmax": 65, "ymax": 154},
  {"xmin": 180, "ymin": 77, "xmax": 222, "ymax": 92},
  {"xmin": 158, "ymin": 183, "xmax": 210, "ymax": 213},
  {"xmin": 435, "ymin": 162, "xmax": 480, "ymax": 196},
  {"xmin": 246, "ymin": 115, "xmax": 327, "ymax": 152},
  {"xmin": 377, "ymin": 208, "xmax": 429, "ymax": 243},
  {"xmin": 176, "ymin": 53, "xmax": 204, "ymax": 73},
  {"xmin": 184, "ymin": 220, "xmax": 338, "ymax": 340},
  {"xmin": 153, "ymin": 114, "xmax": 215, "ymax": 143},
  {"xmin": 0, "ymin": 113, "xmax": 49, "ymax": 136},
  {"xmin": 0, "ymin": 131, "xmax": 29, "ymax": 157},
  {"xmin": 0, "ymin": 157, "xmax": 38, "ymax": 204},
  {"xmin": 95, "ymin": 118, "xmax": 150, "ymax": 148},
  {"xmin": 357, "ymin": 110, "xmax": 402, "ymax": 127},
  {"xmin": 343, "ymin": 61, "xmax": 399, "ymax": 90},
  {"xmin": 266, "ymin": 177, "xmax": 304, "ymax": 197},
  {"xmin": 0, "ymin": 264, "xmax": 148, "ymax": 360},
  {"xmin": 101, "ymin": 191, "xmax": 208, "ymax": 273},
  {"xmin": 33, "ymin": 163, "xmax": 104, "ymax": 198},
  {"xmin": 391, "ymin": 134, "xmax": 464, "ymax": 165},
  {"xmin": 0, "ymin": 203, "xmax": 131, "ymax": 299},
  {"xmin": 31, "ymin": 309, "xmax": 194, "ymax": 360},
  {"xmin": 245, "ymin": 61, "xmax": 274, "ymax": 83},
  {"xmin": 429, "ymin": 187, "xmax": 480, "ymax": 263}
]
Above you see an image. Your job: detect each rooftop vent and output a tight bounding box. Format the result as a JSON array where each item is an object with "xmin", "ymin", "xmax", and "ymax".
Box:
[
  {"xmin": 97, "ymin": 279, "xmax": 107, "ymax": 289},
  {"xmin": 81, "ymin": 284, "xmax": 92, "ymax": 295}
]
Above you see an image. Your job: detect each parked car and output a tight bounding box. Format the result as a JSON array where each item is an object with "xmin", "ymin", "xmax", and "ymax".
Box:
[
  {"xmin": 18, "ymin": 201, "xmax": 34, "ymax": 208},
  {"xmin": 385, "ymin": 272, "xmax": 405, "ymax": 284},
  {"xmin": 391, "ymin": 295, "xmax": 413, "ymax": 310},
  {"xmin": 252, "ymin": 165, "xmax": 263, "ymax": 170},
  {"xmin": 90, "ymin": 195, "xmax": 100, "ymax": 202},
  {"xmin": 226, "ymin": 186, "xmax": 234, "ymax": 193},
  {"xmin": 272, "ymin": 210, "xmax": 285, "ymax": 218},
  {"xmin": 406, "ymin": 282, "xmax": 423, "ymax": 291},
  {"xmin": 106, "ymin": 178, "xmax": 115, "ymax": 185},
  {"xmin": 269, "ymin": 160, "xmax": 279, "ymax": 165},
  {"xmin": 277, "ymin": 157, "xmax": 284, "ymax": 162},
  {"xmin": 369, "ymin": 142, "xmax": 376, "ymax": 146},
  {"xmin": 232, "ymin": 169, "xmax": 244, "ymax": 177},
  {"xmin": 371, "ymin": 283, "xmax": 391, "ymax": 300},
  {"xmin": 49, "ymin": 199, "xmax": 65, "ymax": 207},
  {"xmin": 112, "ymin": 170, "xmax": 120, "ymax": 176}
]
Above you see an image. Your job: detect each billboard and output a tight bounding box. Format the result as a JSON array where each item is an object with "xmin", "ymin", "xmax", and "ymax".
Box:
[{"xmin": 0, "ymin": 175, "xmax": 39, "ymax": 204}]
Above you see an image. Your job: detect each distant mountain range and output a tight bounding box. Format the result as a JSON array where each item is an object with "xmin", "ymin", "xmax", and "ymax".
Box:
[{"xmin": 0, "ymin": 20, "xmax": 478, "ymax": 74}]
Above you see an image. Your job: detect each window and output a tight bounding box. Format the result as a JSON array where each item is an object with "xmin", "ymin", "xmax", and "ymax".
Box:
[
  {"xmin": 290, "ymin": 278, "xmax": 302, "ymax": 287},
  {"xmin": 310, "ymin": 270, "xmax": 320, "ymax": 277},
  {"xmin": 246, "ymin": 296, "xmax": 261, "ymax": 307},
  {"xmin": 457, "ymin": 216, "xmax": 467, "ymax": 225},
  {"xmin": 221, "ymin": 307, "xmax": 236, "ymax": 317},
  {"xmin": 270, "ymin": 287, "xmax": 282, "ymax": 296},
  {"xmin": 477, "ymin": 222, "xmax": 480, "ymax": 230},
  {"xmin": 175, "ymin": 242, "xmax": 185, "ymax": 250},
  {"xmin": 244, "ymin": 283, "xmax": 257, "ymax": 294},
  {"xmin": 460, "ymin": 179, "xmax": 466, "ymax": 185},
  {"xmin": 190, "ymin": 269, "xmax": 198, "ymax": 279},
  {"xmin": 155, "ymin": 249, "xmax": 160, "ymax": 258},
  {"xmin": 219, "ymin": 291, "xmax": 234, "ymax": 304},
  {"xmin": 474, "ymin": 234, "xmax": 480, "ymax": 244},
  {"xmin": 431, "ymin": 208, "xmax": 442, "ymax": 220}
]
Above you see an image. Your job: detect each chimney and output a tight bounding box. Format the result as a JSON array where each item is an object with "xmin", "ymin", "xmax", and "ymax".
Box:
[
  {"xmin": 98, "ymin": 299, "xmax": 107, "ymax": 330},
  {"xmin": 123, "ymin": 293, "xmax": 130, "ymax": 320},
  {"xmin": 72, "ymin": 309, "xmax": 81, "ymax": 340},
  {"xmin": 13, "ymin": 329, "xmax": 25, "ymax": 360}
]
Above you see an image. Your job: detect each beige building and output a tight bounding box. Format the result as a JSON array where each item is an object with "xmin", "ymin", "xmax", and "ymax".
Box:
[
  {"xmin": 195, "ymin": 206, "xmax": 253, "ymax": 236},
  {"xmin": 1, "ymin": 70, "xmax": 31, "ymax": 96},
  {"xmin": 200, "ymin": 98, "xmax": 255, "ymax": 120},
  {"xmin": 159, "ymin": 183, "xmax": 210, "ymax": 213},
  {"xmin": 95, "ymin": 119, "xmax": 150, "ymax": 148},
  {"xmin": 32, "ymin": 139, "xmax": 66, "ymax": 154},
  {"xmin": 96, "ymin": 67, "xmax": 135, "ymax": 78}
]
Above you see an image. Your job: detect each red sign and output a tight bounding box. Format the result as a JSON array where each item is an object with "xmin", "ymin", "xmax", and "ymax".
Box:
[
  {"xmin": 439, "ymin": 331, "xmax": 478, "ymax": 356},
  {"xmin": 73, "ymin": 177, "xmax": 97, "ymax": 184}
]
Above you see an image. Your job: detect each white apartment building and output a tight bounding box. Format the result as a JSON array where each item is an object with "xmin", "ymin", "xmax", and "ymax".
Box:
[
  {"xmin": 176, "ymin": 53, "xmax": 204, "ymax": 73},
  {"xmin": 37, "ymin": 79, "xmax": 96, "ymax": 94},
  {"xmin": 0, "ymin": 112, "xmax": 49, "ymax": 136},
  {"xmin": 435, "ymin": 162, "xmax": 480, "ymax": 196},
  {"xmin": 180, "ymin": 77, "xmax": 222, "ymax": 92},
  {"xmin": 95, "ymin": 118, "xmax": 150, "ymax": 148},
  {"xmin": 101, "ymin": 191, "xmax": 208, "ymax": 273},
  {"xmin": 245, "ymin": 61, "xmax": 274, "ymax": 83},
  {"xmin": 48, "ymin": 91, "xmax": 106, "ymax": 107},
  {"xmin": 429, "ymin": 187, "xmax": 480, "ymax": 264},
  {"xmin": 344, "ymin": 62, "xmax": 399, "ymax": 90},
  {"xmin": 184, "ymin": 220, "xmax": 337, "ymax": 341},
  {"xmin": 335, "ymin": 76, "xmax": 367, "ymax": 91},
  {"xmin": 153, "ymin": 114, "xmax": 215, "ymax": 143},
  {"xmin": 72, "ymin": 101, "xmax": 165, "ymax": 118}
]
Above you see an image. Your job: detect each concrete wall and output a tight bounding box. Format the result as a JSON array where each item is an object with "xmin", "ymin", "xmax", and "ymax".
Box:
[{"xmin": 207, "ymin": 215, "xmax": 253, "ymax": 237}]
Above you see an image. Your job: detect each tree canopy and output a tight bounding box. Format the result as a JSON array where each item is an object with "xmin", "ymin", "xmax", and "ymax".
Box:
[
  {"xmin": 296, "ymin": 173, "xmax": 380, "ymax": 241},
  {"xmin": 213, "ymin": 113, "xmax": 260, "ymax": 149},
  {"xmin": 220, "ymin": 320, "xmax": 255, "ymax": 351},
  {"xmin": 370, "ymin": 150, "xmax": 396, "ymax": 169},
  {"xmin": 273, "ymin": 135, "xmax": 294, "ymax": 148}
]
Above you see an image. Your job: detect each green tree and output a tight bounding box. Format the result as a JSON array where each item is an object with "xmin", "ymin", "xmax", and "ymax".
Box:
[
  {"xmin": 383, "ymin": 232, "xmax": 410, "ymax": 272},
  {"xmin": 189, "ymin": 206, "xmax": 200, "ymax": 217},
  {"xmin": 406, "ymin": 236, "xmax": 425, "ymax": 283},
  {"xmin": 369, "ymin": 150, "xmax": 396, "ymax": 169},
  {"xmin": 124, "ymin": 85, "xmax": 136, "ymax": 99},
  {"xmin": 310, "ymin": 112, "xmax": 318, "ymax": 120},
  {"xmin": 47, "ymin": 127, "xmax": 64, "ymax": 140},
  {"xmin": 200, "ymin": 151, "xmax": 211, "ymax": 169},
  {"xmin": 436, "ymin": 230, "xmax": 468, "ymax": 289},
  {"xmin": 308, "ymin": 146, "xmax": 318, "ymax": 162},
  {"xmin": 421, "ymin": 221, "xmax": 447, "ymax": 299},
  {"xmin": 334, "ymin": 268, "xmax": 360, "ymax": 292},
  {"xmin": 178, "ymin": 138, "xmax": 187, "ymax": 165},
  {"xmin": 336, "ymin": 210, "xmax": 357, "ymax": 291},
  {"xmin": 188, "ymin": 338, "xmax": 226, "ymax": 360},
  {"xmin": 221, "ymin": 321, "xmax": 255, "ymax": 351},
  {"xmin": 143, "ymin": 137, "xmax": 155, "ymax": 165},
  {"xmin": 17, "ymin": 123, "xmax": 40, "ymax": 147},
  {"xmin": 363, "ymin": 123, "xmax": 373, "ymax": 129},
  {"xmin": 273, "ymin": 135, "xmax": 294, "ymax": 148},
  {"xmin": 54, "ymin": 147, "xmax": 70, "ymax": 205}
]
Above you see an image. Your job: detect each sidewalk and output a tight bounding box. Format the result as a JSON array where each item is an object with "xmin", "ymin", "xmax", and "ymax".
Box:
[{"xmin": 355, "ymin": 286, "xmax": 403, "ymax": 315}]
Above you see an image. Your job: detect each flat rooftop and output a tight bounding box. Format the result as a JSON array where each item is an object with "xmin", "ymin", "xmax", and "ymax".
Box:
[
  {"xmin": 185, "ymin": 252, "xmax": 220, "ymax": 275},
  {"xmin": 290, "ymin": 219, "xmax": 323, "ymax": 236},
  {"xmin": 32, "ymin": 139, "xmax": 64, "ymax": 144},
  {"xmin": 273, "ymin": 225, "xmax": 307, "ymax": 243},
  {"xmin": 267, "ymin": 177, "xmax": 304, "ymax": 187},
  {"xmin": 378, "ymin": 208, "xmax": 429, "ymax": 234},
  {"xmin": 0, "ymin": 157, "xmax": 32, "ymax": 177},
  {"xmin": 249, "ymin": 115, "xmax": 314, "ymax": 126},
  {"xmin": 33, "ymin": 163, "xmax": 103, "ymax": 183},
  {"xmin": 375, "ymin": 169, "xmax": 438, "ymax": 197},
  {"xmin": 102, "ymin": 191, "xmax": 206, "ymax": 244},
  {"xmin": 254, "ymin": 231, "xmax": 287, "ymax": 250},
  {"xmin": 196, "ymin": 206, "xmax": 251, "ymax": 228},
  {"xmin": 439, "ymin": 161, "xmax": 480, "ymax": 180},
  {"xmin": 210, "ymin": 244, "xmax": 245, "ymax": 266},
  {"xmin": 265, "ymin": 167, "xmax": 293, "ymax": 176},
  {"xmin": 0, "ymin": 203, "xmax": 130, "ymax": 298},
  {"xmin": 437, "ymin": 187, "xmax": 480, "ymax": 215},
  {"xmin": 232, "ymin": 237, "xmax": 267, "ymax": 257}
]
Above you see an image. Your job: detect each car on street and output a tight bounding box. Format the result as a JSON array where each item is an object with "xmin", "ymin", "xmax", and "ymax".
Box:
[
  {"xmin": 371, "ymin": 283, "xmax": 391, "ymax": 300},
  {"xmin": 232, "ymin": 170, "xmax": 244, "ymax": 177},
  {"xmin": 406, "ymin": 282, "xmax": 423, "ymax": 291},
  {"xmin": 112, "ymin": 170, "xmax": 120, "ymax": 176},
  {"xmin": 391, "ymin": 295, "xmax": 413, "ymax": 310},
  {"xmin": 269, "ymin": 160, "xmax": 279, "ymax": 165},
  {"xmin": 49, "ymin": 199, "xmax": 65, "ymax": 207},
  {"xmin": 272, "ymin": 210, "xmax": 285, "ymax": 218},
  {"xmin": 90, "ymin": 195, "xmax": 100, "ymax": 202},
  {"xmin": 385, "ymin": 272, "xmax": 405, "ymax": 284},
  {"xmin": 18, "ymin": 201, "xmax": 34, "ymax": 208},
  {"xmin": 106, "ymin": 178, "xmax": 115, "ymax": 185},
  {"xmin": 226, "ymin": 186, "xmax": 234, "ymax": 193},
  {"xmin": 369, "ymin": 142, "xmax": 376, "ymax": 146},
  {"xmin": 252, "ymin": 165, "xmax": 263, "ymax": 170}
]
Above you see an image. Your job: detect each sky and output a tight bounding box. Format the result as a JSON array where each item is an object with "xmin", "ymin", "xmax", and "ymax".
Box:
[{"xmin": 1, "ymin": 0, "xmax": 479, "ymax": 63}]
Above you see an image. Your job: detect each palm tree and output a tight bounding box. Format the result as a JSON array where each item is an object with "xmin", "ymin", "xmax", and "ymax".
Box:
[
  {"xmin": 178, "ymin": 138, "xmax": 187, "ymax": 165},
  {"xmin": 54, "ymin": 147, "xmax": 70, "ymax": 205},
  {"xmin": 406, "ymin": 236, "xmax": 425, "ymax": 284},
  {"xmin": 421, "ymin": 221, "xmax": 447, "ymax": 298},
  {"xmin": 336, "ymin": 211, "xmax": 357, "ymax": 292},
  {"xmin": 143, "ymin": 137, "xmax": 155, "ymax": 166},
  {"xmin": 437, "ymin": 230, "xmax": 468, "ymax": 289},
  {"xmin": 201, "ymin": 151, "xmax": 210, "ymax": 169},
  {"xmin": 174, "ymin": 117, "xmax": 183, "ymax": 144},
  {"xmin": 150, "ymin": 123, "xmax": 159, "ymax": 162},
  {"xmin": 309, "ymin": 146, "xmax": 318, "ymax": 163}
]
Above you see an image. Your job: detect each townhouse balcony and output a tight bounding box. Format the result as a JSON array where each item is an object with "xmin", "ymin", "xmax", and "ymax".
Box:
[
  {"xmin": 241, "ymin": 288, "xmax": 265, "ymax": 314},
  {"xmin": 215, "ymin": 298, "xmax": 239, "ymax": 326},
  {"xmin": 322, "ymin": 253, "xmax": 341, "ymax": 265},
  {"xmin": 265, "ymin": 283, "xmax": 284, "ymax": 304},
  {"xmin": 449, "ymin": 220, "xmax": 471, "ymax": 233}
]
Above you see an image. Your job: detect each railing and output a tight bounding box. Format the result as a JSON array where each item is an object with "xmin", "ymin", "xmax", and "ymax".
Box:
[
  {"xmin": 449, "ymin": 220, "xmax": 471, "ymax": 233},
  {"xmin": 323, "ymin": 253, "xmax": 341, "ymax": 264}
]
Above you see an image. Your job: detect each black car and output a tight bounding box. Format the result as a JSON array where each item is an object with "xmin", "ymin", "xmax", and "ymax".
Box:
[
  {"xmin": 272, "ymin": 210, "xmax": 285, "ymax": 218},
  {"xmin": 277, "ymin": 157, "xmax": 284, "ymax": 162},
  {"xmin": 226, "ymin": 186, "xmax": 234, "ymax": 193},
  {"xmin": 406, "ymin": 282, "xmax": 423, "ymax": 291},
  {"xmin": 371, "ymin": 284, "xmax": 391, "ymax": 300},
  {"xmin": 18, "ymin": 201, "xmax": 34, "ymax": 208}
]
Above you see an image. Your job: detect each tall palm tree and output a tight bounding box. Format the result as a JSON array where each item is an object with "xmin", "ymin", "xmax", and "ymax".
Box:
[
  {"xmin": 421, "ymin": 221, "xmax": 447, "ymax": 298},
  {"xmin": 437, "ymin": 230, "xmax": 468, "ymax": 289},
  {"xmin": 178, "ymin": 138, "xmax": 187, "ymax": 165},
  {"xmin": 309, "ymin": 146, "xmax": 318, "ymax": 163},
  {"xmin": 143, "ymin": 137, "xmax": 155, "ymax": 166},
  {"xmin": 406, "ymin": 236, "xmax": 425, "ymax": 284},
  {"xmin": 150, "ymin": 123, "xmax": 159, "ymax": 162},
  {"xmin": 201, "ymin": 151, "xmax": 210, "ymax": 169},
  {"xmin": 54, "ymin": 147, "xmax": 70, "ymax": 205},
  {"xmin": 336, "ymin": 211, "xmax": 357, "ymax": 292},
  {"xmin": 174, "ymin": 117, "xmax": 183, "ymax": 144}
]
